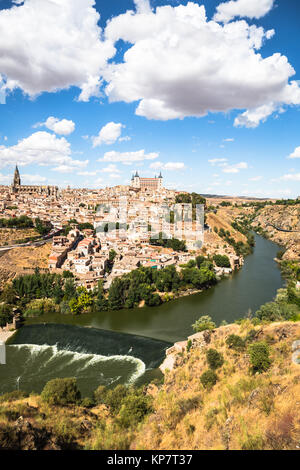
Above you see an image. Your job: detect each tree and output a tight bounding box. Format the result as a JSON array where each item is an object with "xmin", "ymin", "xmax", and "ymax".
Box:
[
  {"xmin": 206, "ymin": 348, "xmax": 224, "ymax": 370},
  {"xmin": 118, "ymin": 392, "xmax": 153, "ymax": 428},
  {"xmin": 96, "ymin": 280, "xmax": 108, "ymax": 311},
  {"xmin": 108, "ymin": 278, "xmax": 125, "ymax": 310},
  {"xmin": 213, "ymin": 254, "xmax": 231, "ymax": 268},
  {"xmin": 192, "ymin": 315, "xmax": 216, "ymax": 332},
  {"xmin": 226, "ymin": 334, "xmax": 245, "ymax": 351},
  {"xmin": 0, "ymin": 303, "xmax": 13, "ymax": 327},
  {"xmin": 196, "ymin": 255, "xmax": 205, "ymax": 268},
  {"xmin": 200, "ymin": 370, "xmax": 218, "ymax": 389},
  {"xmin": 63, "ymin": 279, "xmax": 77, "ymax": 301},
  {"xmin": 248, "ymin": 342, "xmax": 272, "ymax": 374},
  {"xmin": 41, "ymin": 378, "xmax": 81, "ymax": 406}
]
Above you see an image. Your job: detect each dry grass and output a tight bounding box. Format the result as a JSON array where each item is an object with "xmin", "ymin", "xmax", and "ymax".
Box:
[
  {"xmin": 0, "ymin": 243, "xmax": 51, "ymax": 286},
  {"xmin": 133, "ymin": 321, "xmax": 300, "ymax": 450}
]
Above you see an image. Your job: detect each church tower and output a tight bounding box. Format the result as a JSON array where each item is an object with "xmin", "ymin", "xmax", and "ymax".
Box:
[{"xmin": 13, "ymin": 165, "xmax": 21, "ymax": 188}]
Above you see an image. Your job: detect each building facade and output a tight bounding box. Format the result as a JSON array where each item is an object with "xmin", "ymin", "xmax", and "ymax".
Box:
[
  {"xmin": 11, "ymin": 165, "xmax": 58, "ymax": 196},
  {"xmin": 130, "ymin": 171, "xmax": 163, "ymax": 191}
]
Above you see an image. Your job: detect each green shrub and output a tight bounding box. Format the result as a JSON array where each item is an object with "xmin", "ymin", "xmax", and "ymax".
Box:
[
  {"xmin": 213, "ymin": 254, "xmax": 231, "ymax": 268},
  {"xmin": 94, "ymin": 385, "xmax": 108, "ymax": 405},
  {"xmin": 226, "ymin": 334, "xmax": 245, "ymax": 351},
  {"xmin": 200, "ymin": 369, "xmax": 218, "ymax": 389},
  {"xmin": 248, "ymin": 342, "xmax": 272, "ymax": 374},
  {"xmin": 206, "ymin": 348, "xmax": 224, "ymax": 370},
  {"xmin": 41, "ymin": 378, "xmax": 81, "ymax": 406},
  {"xmin": 186, "ymin": 339, "xmax": 192, "ymax": 352},
  {"xmin": 104, "ymin": 384, "xmax": 128, "ymax": 415},
  {"xmin": 192, "ymin": 315, "xmax": 216, "ymax": 332},
  {"xmin": 118, "ymin": 392, "xmax": 153, "ymax": 428},
  {"xmin": 81, "ymin": 397, "xmax": 95, "ymax": 408}
]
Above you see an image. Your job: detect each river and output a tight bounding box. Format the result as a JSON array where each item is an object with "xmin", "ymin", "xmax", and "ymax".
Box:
[{"xmin": 1, "ymin": 234, "xmax": 283, "ymax": 396}]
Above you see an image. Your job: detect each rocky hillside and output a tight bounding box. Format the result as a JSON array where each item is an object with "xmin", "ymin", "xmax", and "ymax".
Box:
[
  {"xmin": 252, "ymin": 205, "xmax": 300, "ymax": 260},
  {"xmin": 133, "ymin": 321, "xmax": 300, "ymax": 450},
  {"xmin": 0, "ymin": 320, "xmax": 299, "ymax": 450}
]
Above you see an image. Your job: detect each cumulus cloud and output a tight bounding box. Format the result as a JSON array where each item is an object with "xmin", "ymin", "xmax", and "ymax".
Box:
[
  {"xmin": 22, "ymin": 174, "xmax": 47, "ymax": 183},
  {"xmin": 0, "ymin": 131, "xmax": 88, "ymax": 169},
  {"xmin": 76, "ymin": 170, "xmax": 98, "ymax": 176},
  {"xmin": 279, "ymin": 173, "xmax": 300, "ymax": 182},
  {"xmin": 104, "ymin": 2, "xmax": 300, "ymax": 127},
  {"xmin": 149, "ymin": 161, "xmax": 185, "ymax": 171},
  {"xmin": 35, "ymin": 117, "xmax": 75, "ymax": 135},
  {"xmin": 214, "ymin": 0, "xmax": 275, "ymax": 24},
  {"xmin": 0, "ymin": 0, "xmax": 115, "ymax": 100},
  {"xmin": 93, "ymin": 122, "xmax": 124, "ymax": 147},
  {"xmin": 100, "ymin": 164, "xmax": 121, "ymax": 173},
  {"xmin": 288, "ymin": 147, "xmax": 300, "ymax": 159},
  {"xmin": 208, "ymin": 158, "xmax": 228, "ymax": 166},
  {"xmin": 99, "ymin": 150, "xmax": 159, "ymax": 165},
  {"xmin": 222, "ymin": 162, "xmax": 248, "ymax": 173}
]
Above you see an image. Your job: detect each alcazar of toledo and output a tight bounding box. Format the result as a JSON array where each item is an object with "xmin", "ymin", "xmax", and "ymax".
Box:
[{"xmin": 130, "ymin": 171, "xmax": 163, "ymax": 191}]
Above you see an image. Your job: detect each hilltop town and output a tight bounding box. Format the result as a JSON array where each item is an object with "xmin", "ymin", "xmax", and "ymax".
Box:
[{"xmin": 0, "ymin": 168, "xmax": 248, "ymax": 294}]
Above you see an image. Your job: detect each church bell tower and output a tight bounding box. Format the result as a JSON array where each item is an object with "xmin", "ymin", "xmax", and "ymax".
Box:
[{"xmin": 12, "ymin": 165, "xmax": 21, "ymax": 190}]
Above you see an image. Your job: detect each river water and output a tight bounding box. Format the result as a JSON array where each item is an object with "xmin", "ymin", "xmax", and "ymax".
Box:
[{"xmin": 1, "ymin": 234, "xmax": 283, "ymax": 396}]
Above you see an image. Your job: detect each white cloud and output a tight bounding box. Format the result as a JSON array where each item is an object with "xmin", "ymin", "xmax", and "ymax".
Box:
[
  {"xmin": 214, "ymin": 0, "xmax": 275, "ymax": 23},
  {"xmin": 100, "ymin": 164, "xmax": 121, "ymax": 173},
  {"xmin": 0, "ymin": 131, "xmax": 88, "ymax": 169},
  {"xmin": 149, "ymin": 161, "xmax": 185, "ymax": 171},
  {"xmin": 22, "ymin": 174, "xmax": 47, "ymax": 183},
  {"xmin": 288, "ymin": 146, "xmax": 300, "ymax": 159},
  {"xmin": 0, "ymin": 173, "xmax": 11, "ymax": 184},
  {"xmin": 104, "ymin": 2, "xmax": 300, "ymax": 127},
  {"xmin": 222, "ymin": 162, "xmax": 248, "ymax": 173},
  {"xmin": 133, "ymin": 0, "xmax": 152, "ymax": 15},
  {"xmin": 77, "ymin": 170, "xmax": 98, "ymax": 176},
  {"xmin": 0, "ymin": 0, "xmax": 115, "ymax": 100},
  {"xmin": 280, "ymin": 173, "xmax": 300, "ymax": 182},
  {"xmin": 223, "ymin": 138, "xmax": 234, "ymax": 142},
  {"xmin": 99, "ymin": 150, "xmax": 159, "ymax": 165},
  {"xmin": 208, "ymin": 158, "xmax": 228, "ymax": 166},
  {"xmin": 234, "ymin": 103, "xmax": 276, "ymax": 128},
  {"xmin": 249, "ymin": 176, "xmax": 263, "ymax": 181},
  {"xmin": 93, "ymin": 122, "xmax": 125, "ymax": 147},
  {"xmin": 35, "ymin": 116, "xmax": 75, "ymax": 135}
]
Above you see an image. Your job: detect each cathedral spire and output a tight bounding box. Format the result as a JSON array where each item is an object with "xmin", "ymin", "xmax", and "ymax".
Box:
[{"xmin": 13, "ymin": 165, "xmax": 21, "ymax": 187}]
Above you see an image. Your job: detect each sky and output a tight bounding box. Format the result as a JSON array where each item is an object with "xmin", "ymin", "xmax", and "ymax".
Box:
[{"xmin": 0, "ymin": 0, "xmax": 299, "ymax": 198}]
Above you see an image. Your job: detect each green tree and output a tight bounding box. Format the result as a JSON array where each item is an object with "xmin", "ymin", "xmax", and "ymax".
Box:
[
  {"xmin": 200, "ymin": 370, "xmax": 218, "ymax": 389},
  {"xmin": 248, "ymin": 342, "xmax": 272, "ymax": 374},
  {"xmin": 108, "ymin": 278, "xmax": 126, "ymax": 310},
  {"xmin": 206, "ymin": 348, "xmax": 224, "ymax": 370},
  {"xmin": 192, "ymin": 315, "xmax": 216, "ymax": 333},
  {"xmin": 41, "ymin": 378, "xmax": 81, "ymax": 406}
]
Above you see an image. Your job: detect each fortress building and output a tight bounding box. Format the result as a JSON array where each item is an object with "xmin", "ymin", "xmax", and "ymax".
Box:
[
  {"xmin": 11, "ymin": 165, "xmax": 58, "ymax": 197},
  {"xmin": 130, "ymin": 171, "xmax": 163, "ymax": 191}
]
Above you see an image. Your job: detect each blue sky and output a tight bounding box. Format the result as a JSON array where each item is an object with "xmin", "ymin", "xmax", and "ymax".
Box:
[{"xmin": 0, "ymin": 0, "xmax": 299, "ymax": 197}]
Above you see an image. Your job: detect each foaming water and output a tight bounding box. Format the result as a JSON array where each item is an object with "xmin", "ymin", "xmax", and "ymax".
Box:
[
  {"xmin": 1, "ymin": 324, "xmax": 170, "ymax": 396},
  {"xmin": 1, "ymin": 343, "xmax": 146, "ymax": 397}
]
